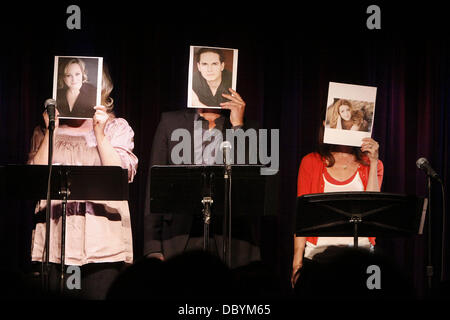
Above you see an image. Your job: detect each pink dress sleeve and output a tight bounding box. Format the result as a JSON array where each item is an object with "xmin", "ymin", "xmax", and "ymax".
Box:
[
  {"xmin": 104, "ymin": 118, "xmax": 138, "ymax": 182},
  {"xmin": 27, "ymin": 126, "xmax": 45, "ymax": 164}
]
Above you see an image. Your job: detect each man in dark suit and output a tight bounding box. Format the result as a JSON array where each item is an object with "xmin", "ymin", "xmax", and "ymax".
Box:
[{"xmin": 144, "ymin": 89, "xmax": 262, "ymax": 268}]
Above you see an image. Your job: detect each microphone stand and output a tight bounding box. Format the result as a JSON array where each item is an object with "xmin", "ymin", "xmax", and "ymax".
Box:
[
  {"xmin": 426, "ymin": 176, "xmax": 433, "ymax": 295},
  {"xmin": 201, "ymin": 172, "xmax": 213, "ymax": 252},
  {"xmin": 424, "ymin": 172, "xmax": 447, "ymax": 295},
  {"xmin": 59, "ymin": 168, "xmax": 70, "ymax": 294},
  {"xmin": 222, "ymin": 146, "xmax": 232, "ymax": 267},
  {"xmin": 440, "ymin": 181, "xmax": 447, "ymax": 283},
  {"xmin": 225, "ymin": 162, "xmax": 232, "ymax": 267},
  {"xmin": 43, "ymin": 120, "xmax": 55, "ymax": 292}
]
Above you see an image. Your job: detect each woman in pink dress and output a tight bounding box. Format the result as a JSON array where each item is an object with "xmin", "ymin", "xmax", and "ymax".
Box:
[{"xmin": 28, "ymin": 64, "xmax": 138, "ymax": 299}]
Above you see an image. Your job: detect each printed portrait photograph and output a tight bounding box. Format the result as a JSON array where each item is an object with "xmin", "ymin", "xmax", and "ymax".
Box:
[
  {"xmin": 323, "ymin": 82, "xmax": 377, "ymax": 147},
  {"xmin": 325, "ymin": 98, "xmax": 375, "ymax": 132},
  {"xmin": 187, "ymin": 46, "xmax": 238, "ymax": 109},
  {"xmin": 53, "ymin": 56, "xmax": 103, "ymax": 119}
]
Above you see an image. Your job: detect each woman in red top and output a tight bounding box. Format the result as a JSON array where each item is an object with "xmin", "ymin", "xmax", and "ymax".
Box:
[{"xmin": 291, "ymin": 120, "xmax": 383, "ymax": 286}]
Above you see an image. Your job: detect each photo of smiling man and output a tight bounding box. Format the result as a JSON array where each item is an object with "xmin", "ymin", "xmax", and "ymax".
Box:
[{"xmin": 188, "ymin": 46, "xmax": 238, "ymax": 109}]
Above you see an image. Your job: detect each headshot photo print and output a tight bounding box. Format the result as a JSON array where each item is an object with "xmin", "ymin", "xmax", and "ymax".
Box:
[
  {"xmin": 53, "ymin": 56, "xmax": 103, "ymax": 119},
  {"xmin": 326, "ymin": 98, "xmax": 374, "ymax": 132},
  {"xmin": 323, "ymin": 82, "xmax": 377, "ymax": 147},
  {"xmin": 188, "ymin": 46, "xmax": 238, "ymax": 109}
]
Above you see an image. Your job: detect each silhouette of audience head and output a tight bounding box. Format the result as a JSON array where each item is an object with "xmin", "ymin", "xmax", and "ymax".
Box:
[
  {"xmin": 293, "ymin": 246, "xmax": 415, "ymax": 299},
  {"xmin": 106, "ymin": 256, "xmax": 164, "ymax": 300},
  {"xmin": 107, "ymin": 250, "xmax": 232, "ymax": 300},
  {"xmin": 230, "ymin": 261, "xmax": 281, "ymax": 297},
  {"xmin": 162, "ymin": 250, "xmax": 233, "ymax": 299}
]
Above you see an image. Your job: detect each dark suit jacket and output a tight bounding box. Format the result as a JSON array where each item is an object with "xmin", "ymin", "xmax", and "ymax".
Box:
[
  {"xmin": 143, "ymin": 109, "xmax": 262, "ymax": 267},
  {"xmin": 56, "ymin": 82, "xmax": 97, "ymax": 118}
]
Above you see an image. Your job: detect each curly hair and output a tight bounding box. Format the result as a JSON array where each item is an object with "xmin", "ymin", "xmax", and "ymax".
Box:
[
  {"xmin": 328, "ymin": 99, "xmax": 353, "ymax": 129},
  {"xmin": 101, "ymin": 63, "xmax": 114, "ymax": 114}
]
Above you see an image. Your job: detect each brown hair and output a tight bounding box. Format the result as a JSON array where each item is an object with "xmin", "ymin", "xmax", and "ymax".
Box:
[{"xmin": 195, "ymin": 47, "xmax": 225, "ymax": 63}]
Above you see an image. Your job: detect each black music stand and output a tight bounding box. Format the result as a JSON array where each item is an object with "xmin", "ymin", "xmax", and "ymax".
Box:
[
  {"xmin": 0, "ymin": 164, "xmax": 129, "ymax": 293},
  {"xmin": 295, "ymin": 192, "xmax": 423, "ymax": 248},
  {"xmin": 149, "ymin": 165, "xmax": 266, "ymax": 267}
]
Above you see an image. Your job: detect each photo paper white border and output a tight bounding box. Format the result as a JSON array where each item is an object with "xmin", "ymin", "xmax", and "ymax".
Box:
[
  {"xmin": 187, "ymin": 45, "xmax": 238, "ymax": 109},
  {"xmin": 52, "ymin": 56, "xmax": 103, "ymax": 119},
  {"xmin": 324, "ymin": 82, "xmax": 377, "ymax": 147}
]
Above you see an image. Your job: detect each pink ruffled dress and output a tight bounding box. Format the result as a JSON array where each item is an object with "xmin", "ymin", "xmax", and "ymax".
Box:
[{"xmin": 28, "ymin": 118, "xmax": 138, "ymax": 266}]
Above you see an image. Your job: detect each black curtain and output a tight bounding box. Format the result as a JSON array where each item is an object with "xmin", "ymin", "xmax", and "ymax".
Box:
[{"xmin": 1, "ymin": 3, "xmax": 449, "ymax": 297}]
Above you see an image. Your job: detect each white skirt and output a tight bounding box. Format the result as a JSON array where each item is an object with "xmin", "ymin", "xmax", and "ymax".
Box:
[{"xmin": 304, "ymin": 237, "xmax": 373, "ymax": 260}]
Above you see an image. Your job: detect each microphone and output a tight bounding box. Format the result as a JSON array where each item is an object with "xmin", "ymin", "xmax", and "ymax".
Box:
[
  {"xmin": 220, "ymin": 141, "xmax": 232, "ymax": 166},
  {"xmin": 416, "ymin": 157, "xmax": 441, "ymax": 182},
  {"xmin": 44, "ymin": 99, "xmax": 56, "ymax": 130}
]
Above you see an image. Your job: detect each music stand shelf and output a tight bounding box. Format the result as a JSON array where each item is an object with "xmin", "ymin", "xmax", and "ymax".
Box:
[
  {"xmin": 295, "ymin": 192, "xmax": 423, "ymax": 248},
  {"xmin": 1, "ymin": 164, "xmax": 129, "ymax": 293},
  {"xmin": 149, "ymin": 165, "xmax": 266, "ymax": 266},
  {"xmin": 1, "ymin": 164, "xmax": 128, "ymax": 201}
]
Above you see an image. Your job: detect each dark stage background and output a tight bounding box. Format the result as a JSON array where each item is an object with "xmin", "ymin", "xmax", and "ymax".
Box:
[{"xmin": 0, "ymin": 2, "xmax": 449, "ymax": 297}]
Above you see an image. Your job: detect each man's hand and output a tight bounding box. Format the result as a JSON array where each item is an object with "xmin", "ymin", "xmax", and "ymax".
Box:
[{"xmin": 221, "ymin": 88, "xmax": 245, "ymax": 127}]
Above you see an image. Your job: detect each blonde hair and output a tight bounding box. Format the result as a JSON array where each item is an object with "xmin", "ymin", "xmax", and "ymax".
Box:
[
  {"xmin": 328, "ymin": 99, "xmax": 353, "ymax": 128},
  {"xmin": 101, "ymin": 64, "xmax": 114, "ymax": 114}
]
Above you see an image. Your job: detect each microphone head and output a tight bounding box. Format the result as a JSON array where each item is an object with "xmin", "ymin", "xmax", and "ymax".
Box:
[
  {"xmin": 220, "ymin": 141, "xmax": 232, "ymax": 150},
  {"xmin": 416, "ymin": 157, "xmax": 429, "ymax": 169},
  {"xmin": 44, "ymin": 99, "xmax": 56, "ymax": 109}
]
